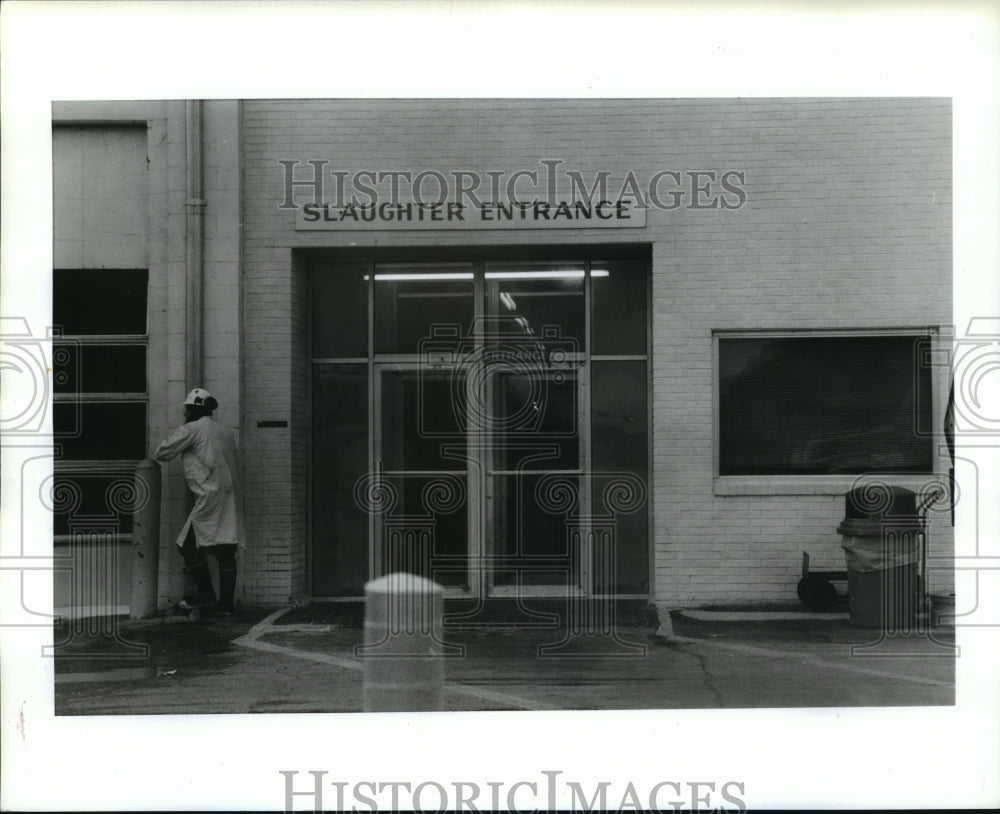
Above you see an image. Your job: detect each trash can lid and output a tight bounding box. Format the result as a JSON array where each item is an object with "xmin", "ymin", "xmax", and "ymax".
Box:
[{"xmin": 843, "ymin": 484, "xmax": 918, "ymax": 521}]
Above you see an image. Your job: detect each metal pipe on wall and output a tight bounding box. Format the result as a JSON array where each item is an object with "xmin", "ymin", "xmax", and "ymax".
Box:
[{"xmin": 185, "ymin": 99, "xmax": 206, "ymax": 387}]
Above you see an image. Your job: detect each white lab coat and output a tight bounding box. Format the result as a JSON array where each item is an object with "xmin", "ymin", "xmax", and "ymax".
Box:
[{"xmin": 154, "ymin": 416, "xmax": 243, "ymax": 548}]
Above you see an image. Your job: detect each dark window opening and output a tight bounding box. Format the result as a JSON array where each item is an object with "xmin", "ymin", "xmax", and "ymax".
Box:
[
  {"xmin": 719, "ymin": 334, "xmax": 934, "ymax": 476},
  {"xmin": 53, "ymin": 269, "xmax": 148, "ymax": 335},
  {"xmin": 52, "ymin": 269, "xmax": 149, "ymax": 543}
]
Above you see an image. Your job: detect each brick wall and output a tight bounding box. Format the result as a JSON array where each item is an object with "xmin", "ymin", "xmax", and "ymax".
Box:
[{"xmin": 240, "ymin": 98, "xmax": 952, "ymax": 606}]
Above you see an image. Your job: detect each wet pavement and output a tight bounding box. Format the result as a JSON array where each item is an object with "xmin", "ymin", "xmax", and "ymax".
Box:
[{"xmin": 52, "ymin": 605, "xmax": 956, "ymax": 715}]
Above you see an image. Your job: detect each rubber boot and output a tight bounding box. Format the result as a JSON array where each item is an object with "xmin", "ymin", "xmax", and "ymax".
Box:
[
  {"xmin": 187, "ymin": 561, "xmax": 217, "ymax": 607},
  {"xmin": 217, "ymin": 566, "xmax": 237, "ymax": 613}
]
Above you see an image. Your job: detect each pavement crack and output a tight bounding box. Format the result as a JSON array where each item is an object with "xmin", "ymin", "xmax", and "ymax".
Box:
[{"xmin": 661, "ymin": 639, "xmax": 726, "ymax": 707}]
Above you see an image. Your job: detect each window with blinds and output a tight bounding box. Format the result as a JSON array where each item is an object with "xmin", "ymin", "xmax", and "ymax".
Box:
[{"xmin": 717, "ymin": 333, "xmax": 934, "ymax": 476}]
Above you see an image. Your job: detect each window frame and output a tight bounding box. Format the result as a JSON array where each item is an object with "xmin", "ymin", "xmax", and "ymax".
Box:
[
  {"xmin": 52, "ymin": 270, "xmax": 149, "ymax": 546},
  {"xmin": 712, "ymin": 327, "xmax": 942, "ymax": 496}
]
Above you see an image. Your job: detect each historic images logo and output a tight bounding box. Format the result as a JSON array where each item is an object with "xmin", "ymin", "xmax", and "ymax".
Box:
[
  {"xmin": 278, "ymin": 159, "xmax": 747, "ymax": 228},
  {"xmin": 281, "ymin": 770, "xmax": 748, "ymax": 813}
]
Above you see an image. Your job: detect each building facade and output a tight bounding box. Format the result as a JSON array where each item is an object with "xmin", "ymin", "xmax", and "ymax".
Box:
[{"xmin": 52, "ymin": 98, "xmax": 953, "ymax": 615}]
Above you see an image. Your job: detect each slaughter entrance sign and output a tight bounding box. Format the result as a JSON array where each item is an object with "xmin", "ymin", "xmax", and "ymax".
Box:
[{"xmin": 295, "ymin": 199, "xmax": 647, "ymax": 230}]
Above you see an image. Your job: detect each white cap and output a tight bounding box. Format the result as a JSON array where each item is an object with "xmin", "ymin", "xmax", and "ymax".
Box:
[{"xmin": 183, "ymin": 388, "xmax": 213, "ymax": 406}]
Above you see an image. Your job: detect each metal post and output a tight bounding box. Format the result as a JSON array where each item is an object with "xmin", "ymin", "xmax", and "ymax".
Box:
[
  {"xmin": 130, "ymin": 459, "xmax": 161, "ymax": 619},
  {"xmin": 361, "ymin": 572, "xmax": 444, "ymax": 712},
  {"xmin": 185, "ymin": 99, "xmax": 205, "ymax": 387}
]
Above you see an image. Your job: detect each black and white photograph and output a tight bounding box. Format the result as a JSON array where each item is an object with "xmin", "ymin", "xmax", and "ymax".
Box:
[{"xmin": 2, "ymin": 2, "xmax": 999, "ymax": 812}]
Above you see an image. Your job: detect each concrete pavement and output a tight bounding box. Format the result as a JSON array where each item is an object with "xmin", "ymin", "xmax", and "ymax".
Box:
[{"xmin": 52, "ymin": 605, "xmax": 955, "ymax": 715}]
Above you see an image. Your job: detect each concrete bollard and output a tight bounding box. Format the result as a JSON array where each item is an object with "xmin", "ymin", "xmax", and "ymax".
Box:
[
  {"xmin": 130, "ymin": 459, "xmax": 161, "ymax": 620},
  {"xmin": 361, "ymin": 572, "xmax": 444, "ymax": 712}
]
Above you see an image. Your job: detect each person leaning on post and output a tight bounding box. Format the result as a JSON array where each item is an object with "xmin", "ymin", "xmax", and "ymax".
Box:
[{"xmin": 154, "ymin": 388, "xmax": 244, "ymax": 614}]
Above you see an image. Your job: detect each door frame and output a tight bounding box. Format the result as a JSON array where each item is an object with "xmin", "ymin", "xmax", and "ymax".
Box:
[{"xmin": 371, "ymin": 359, "xmax": 592, "ymax": 599}]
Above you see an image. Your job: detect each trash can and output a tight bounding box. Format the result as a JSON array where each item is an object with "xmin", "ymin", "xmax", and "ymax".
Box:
[{"xmin": 838, "ymin": 486, "xmax": 921, "ymax": 629}]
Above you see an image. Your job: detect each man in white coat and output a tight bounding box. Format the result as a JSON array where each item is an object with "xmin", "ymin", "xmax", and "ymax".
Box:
[{"xmin": 154, "ymin": 388, "xmax": 243, "ymax": 613}]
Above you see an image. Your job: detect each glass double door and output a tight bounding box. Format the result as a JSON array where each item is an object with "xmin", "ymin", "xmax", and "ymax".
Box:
[
  {"xmin": 366, "ymin": 260, "xmax": 590, "ymax": 597},
  {"xmin": 375, "ymin": 356, "xmax": 586, "ymax": 598},
  {"xmin": 311, "ymin": 255, "xmax": 650, "ymax": 599}
]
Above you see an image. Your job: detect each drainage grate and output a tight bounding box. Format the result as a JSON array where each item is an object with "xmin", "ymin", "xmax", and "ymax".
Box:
[{"xmin": 274, "ymin": 603, "xmax": 364, "ymax": 626}]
